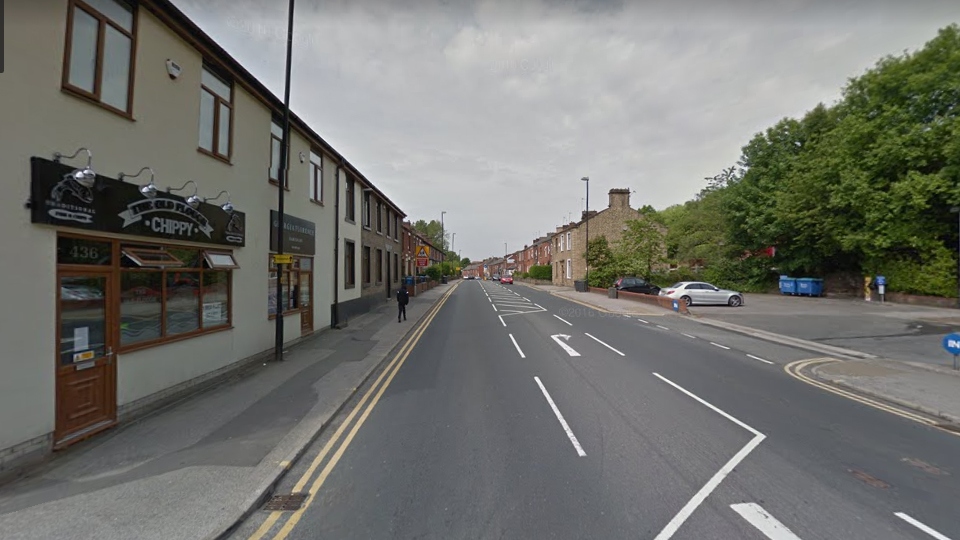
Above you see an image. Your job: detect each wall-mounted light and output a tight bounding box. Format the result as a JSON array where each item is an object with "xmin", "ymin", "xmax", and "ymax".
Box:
[
  {"xmin": 53, "ymin": 147, "xmax": 97, "ymax": 188},
  {"xmin": 167, "ymin": 180, "xmax": 201, "ymax": 209},
  {"xmin": 118, "ymin": 167, "xmax": 158, "ymax": 198},
  {"xmin": 204, "ymin": 190, "xmax": 234, "ymax": 214},
  {"xmin": 298, "ymin": 151, "xmax": 306, "ymax": 163}
]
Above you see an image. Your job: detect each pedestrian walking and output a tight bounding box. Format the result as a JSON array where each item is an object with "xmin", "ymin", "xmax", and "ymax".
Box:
[{"xmin": 396, "ymin": 284, "xmax": 409, "ymax": 322}]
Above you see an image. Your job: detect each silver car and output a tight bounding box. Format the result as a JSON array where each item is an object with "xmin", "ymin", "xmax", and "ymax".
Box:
[{"xmin": 659, "ymin": 281, "xmax": 744, "ymax": 307}]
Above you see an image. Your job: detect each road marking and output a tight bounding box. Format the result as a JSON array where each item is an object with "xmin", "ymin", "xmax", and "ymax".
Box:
[
  {"xmin": 784, "ymin": 359, "xmax": 941, "ymax": 428},
  {"xmin": 550, "ymin": 334, "xmax": 581, "ymax": 357},
  {"xmin": 681, "ymin": 333, "xmax": 697, "ymax": 339},
  {"xmin": 534, "ymin": 376, "xmax": 587, "ymax": 457},
  {"xmin": 262, "ymin": 283, "xmax": 459, "ymax": 540},
  {"xmin": 534, "ymin": 303, "xmax": 545, "ymax": 309},
  {"xmin": 746, "ymin": 354, "xmax": 774, "ymax": 365},
  {"xmin": 584, "ymin": 332, "xmax": 625, "ymax": 356},
  {"xmin": 553, "ymin": 314, "xmax": 573, "ymax": 326},
  {"xmin": 498, "ymin": 315, "xmax": 506, "ymax": 327},
  {"xmin": 491, "ymin": 304, "xmax": 498, "ymax": 312},
  {"xmin": 894, "ymin": 512, "xmax": 953, "ymax": 540},
  {"xmin": 488, "ymin": 296, "xmax": 492, "ymax": 302},
  {"xmin": 652, "ymin": 373, "xmax": 765, "ymax": 540},
  {"xmin": 509, "ymin": 334, "xmax": 526, "ymax": 358},
  {"xmin": 730, "ymin": 503, "xmax": 803, "ymax": 540},
  {"xmin": 656, "ymin": 325, "xmax": 670, "ymax": 330},
  {"xmin": 637, "ymin": 318, "xmax": 649, "ymax": 324},
  {"xmin": 710, "ymin": 342, "xmax": 731, "ymax": 350}
]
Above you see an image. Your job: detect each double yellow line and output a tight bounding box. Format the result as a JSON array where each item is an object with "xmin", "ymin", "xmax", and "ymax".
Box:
[
  {"xmin": 784, "ymin": 358, "xmax": 956, "ymax": 434},
  {"xmin": 249, "ymin": 282, "xmax": 460, "ymax": 540}
]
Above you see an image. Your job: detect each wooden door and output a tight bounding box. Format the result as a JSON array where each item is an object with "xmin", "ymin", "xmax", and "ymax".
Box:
[
  {"xmin": 55, "ymin": 272, "xmax": 117, "ymax": 448},
  {"xmin": 299, "ymin": 271, "xmax": 313, "ymax": 336}
]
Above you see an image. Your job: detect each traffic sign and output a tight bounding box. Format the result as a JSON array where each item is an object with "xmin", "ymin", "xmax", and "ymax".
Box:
[
  {"xmin": 943, "ymin": 333, "xmax": 960, "ymax": 355},
  {"xmin": 416, "ymin": 258, "xmax": 428, "ymax": 267},
  {"xmin": 416, "ymin": 246, "xmax": 430, "ymax": 258},
  {"xmin": 272, "ymin": 253, "xmax": 293, "ymax": 264}
]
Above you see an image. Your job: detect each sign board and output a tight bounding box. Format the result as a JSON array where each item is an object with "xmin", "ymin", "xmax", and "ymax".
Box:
[
  {"xmin": 272, "ymin": 253, "xmax": 293, "ymax": 264},
  {"xmin": 30, "ymin": 157, "xmax": 246, "ymax": 246},
  {"xmin": 270, "ymin": 211, "xmax": 316, "ymax": 255},
  {"xmin": 416, "ymin": 258, "xmax": 429, "ymax": 267},
  {"xmin": 416, "ymin": 246, "xmax": 430, "ymax": 258},
  {"xmin": 875, "ymin": 275, "xmax": 886, "ymax": 286},
  {"xmin": 943, "ymin": 333, "xmax": 960, "ymax": 355}
]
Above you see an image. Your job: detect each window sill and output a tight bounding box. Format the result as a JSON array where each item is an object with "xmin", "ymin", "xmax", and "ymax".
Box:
[
  {"xmin": 345, "ymin": 218, "xmax": 356, "ymax": 224},
  {"xmin": 62, "ymin": 86, "xmax": 135, "ymax": 121},
  {"xmin": 310, "ymin": 199, "xmax": 325, "ymax": 207},
  {"xmin": 269, "ymin": 179, "xmax": 291, "ymax": 191},
  {"xmin": 119, "ymin": 325, "xmax": 233, "ymax": 355},
  {"xmin": 268, "ymin": 309, "xmax": 302, "ymax": 320},
  {"xmin": 345, "ymin": 284, "xmax": 356, "ymax": 289},
  {"xmin": 197, "ymin": 147, "xmax": 232, "ymax": 164}
]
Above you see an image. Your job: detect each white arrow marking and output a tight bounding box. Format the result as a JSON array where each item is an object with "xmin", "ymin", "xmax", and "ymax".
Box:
[
  {"xmin": 731, "ymin": 503, "xmax": 803, "ymax": 540},
  {"xmin": 551, "ymin": 334, "xmax": 581, "ymax": 357}
]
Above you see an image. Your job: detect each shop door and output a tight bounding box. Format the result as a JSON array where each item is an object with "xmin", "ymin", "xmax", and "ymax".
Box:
[
  {"xmin": 300, "ymin": 271, "xmax": 313, "ymax": 336},
  {"xmin": 55, "ymin": 272, "xmax": 117, "ymax": 448}
]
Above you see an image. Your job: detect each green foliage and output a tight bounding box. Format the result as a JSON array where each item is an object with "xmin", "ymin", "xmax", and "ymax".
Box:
[
  {"xmin": 661, "ymin": 25, "xmax": 960, "ymax": 297},
  {"xmin": 460, "ymin": 257, "xmax": 472, "ymax": 266},
  {"xmin": 424, "ymin": 265, "xmax": 442, "ymax": 281},
  {"xmin": 617, "ymin": 218, "xmax": 667, "ymax": 278},
  {"xmin": 528, "ymin": 265, "xmax": 552, "ymax": 280},
  {"xmin": 412, "ymin": 220, "xmax": 447, "ymax": 250}
]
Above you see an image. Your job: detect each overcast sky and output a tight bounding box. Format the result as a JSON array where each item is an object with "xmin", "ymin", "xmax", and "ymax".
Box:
[{"xmin": 171, "ymin": 0, "xmax": 960, "ymax": 260}]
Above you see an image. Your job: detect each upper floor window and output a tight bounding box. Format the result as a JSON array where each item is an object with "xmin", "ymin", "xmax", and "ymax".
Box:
[
  {"xmin": 269, "ymin": 121, "xmax": 286, "ymax": 186},
  {"xmin": 385, "ymin": 209, "xmax": 391, "ymax": 237},
  {"xmin": 63, "ymin": 0, "xmax": 136, "ymax": 116},
  {"xmin": 345, "ymin": 178, "xmax": 356, "ymax": 221},
  {"xmin": 394, "ymin": 216, "xmax": 400, "ymax": 240},
  {"xmin": 362, "ymin": 192, "xmax": 372, "ymax": 228},
  {"xmin": 309, "ymin": 151, "xmax": 323, "ymax": 203},
  {"xmin": 376, "ymin": 202, "xmax": 383, "ymax": 233},
  {"xmin": 198, "ymin": 65, "xmax": 233, "ymax": 160}
]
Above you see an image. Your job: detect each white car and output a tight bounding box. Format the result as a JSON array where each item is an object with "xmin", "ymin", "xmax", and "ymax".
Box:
[{"xmin": 659, "ymin": 281, "xmax": 744, "ymax": 307}]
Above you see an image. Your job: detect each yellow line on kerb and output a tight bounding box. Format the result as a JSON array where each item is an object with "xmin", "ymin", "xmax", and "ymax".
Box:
[
  {"xmin": 249, "ymin": 282, "xmax": 459, "ymax": 540},
  {"xmin": 783, "ymin": 358, "xmax": 958, "ymax": 436}
]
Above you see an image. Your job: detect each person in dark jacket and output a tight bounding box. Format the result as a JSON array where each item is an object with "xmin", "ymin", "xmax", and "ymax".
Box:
[{"xmin": 396, "ymin": 285, "xmax": 409, "ymax": 322}]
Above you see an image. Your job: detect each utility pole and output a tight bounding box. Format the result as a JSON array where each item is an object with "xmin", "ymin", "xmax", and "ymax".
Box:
[
  {"xmin": 440, "ymin": 211, "xmax": 446, "ymax": 261},
  {"xmin": 582, "ymin": 176, "xmax": 590, "ymax": 289},
  {"xmin": 274, "ymin": 0, "xmax": 295, "ymax": 362}
]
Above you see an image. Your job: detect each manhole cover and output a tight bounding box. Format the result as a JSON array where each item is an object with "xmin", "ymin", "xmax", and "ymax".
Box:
[
  {"xmin": 849, "ymin": 469, "xmax": 890, "ymax": 489},
  {"xmin": 264, "ymin": 493, "xmax": 308, "ymax": 511}
]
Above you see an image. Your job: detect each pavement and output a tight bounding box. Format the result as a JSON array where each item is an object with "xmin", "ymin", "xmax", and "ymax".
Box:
[
  {"xmin": 229, "ymin": 280, "xmax": 960, "ymax": 540},
  {"xmin": 0, "ymin": 283, "xmax": 453, "ymax": 540}
]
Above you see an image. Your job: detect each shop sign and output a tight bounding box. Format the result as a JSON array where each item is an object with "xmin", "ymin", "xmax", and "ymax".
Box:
[
  {"xmin": 30, "ymin": 158, "xmax": 245, "ymax": 246},
  {"xmin": 270, "ymin": 211, "xmax": 316, "ymax": 255}
]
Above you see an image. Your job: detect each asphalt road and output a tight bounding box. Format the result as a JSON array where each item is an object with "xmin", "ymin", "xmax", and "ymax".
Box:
[{"xmin": 231, "ymin": 280, "xmax": 960, "ymax": 540}]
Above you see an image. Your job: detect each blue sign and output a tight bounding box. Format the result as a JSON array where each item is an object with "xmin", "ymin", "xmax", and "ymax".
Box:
[
  {"xmin": 672, "ymin": 300, "xmax": 680, "ymax": 312},
  {"xmin": 875, "ymin": 275, "xmax": 886, "ymax": 286},
  {"xmin": 943, "ymin": 333, "xmax": 960, "ymax": 355}
]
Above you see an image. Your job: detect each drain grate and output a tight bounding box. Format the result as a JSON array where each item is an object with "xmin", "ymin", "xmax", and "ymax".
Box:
[
  {"xmin": 264, "ymin": 493, "xmax": 308, "ymax": 511},
  {"xmin": 849, "ymin": 469, "xmax": 890, "ymax": 489}
]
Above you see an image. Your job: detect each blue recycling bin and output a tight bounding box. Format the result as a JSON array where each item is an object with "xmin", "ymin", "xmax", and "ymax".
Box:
[
  {"xmin": 404, "ymin": 276, "xmax": 414, "ymax": 286},
  {"xmin": 779, "ymin": 276, "xmax": 797, "ymax": 295},
  {"xmin": 796, "ymin": 278, "xmax": 824, "ymax": 297}
]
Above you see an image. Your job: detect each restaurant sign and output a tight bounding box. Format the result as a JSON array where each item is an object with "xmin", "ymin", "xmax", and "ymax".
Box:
[{"xmin": 30, "ymin": 157, "xmax": 245, "ymax": 246}]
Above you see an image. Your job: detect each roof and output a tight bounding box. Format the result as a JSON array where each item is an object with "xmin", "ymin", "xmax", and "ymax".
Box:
[{"xmin": 142, "ymin": 0, "xmax": 405, "ymax": 217}]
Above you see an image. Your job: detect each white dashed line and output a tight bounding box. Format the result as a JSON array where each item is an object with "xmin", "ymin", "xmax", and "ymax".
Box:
[
  {"xmin": 553, "ymin": 314, "xmax": 573, "ymax": 326},
  {"xmin": 498, "ymin": 316, "xmax": 506, "ymax": 327},
  {"xmin": 491, "ymin": 304, "xmax": 498, "ymax": 312},
  {"xmin": 681, "ymin": 333, "xmax": 697, "ymax": 339},
  {"xmin": 534, "ymin": 376, "xmax": 587, "ymax": 457},
  {"xmin": 509, "ymin": 334, "xmax": 526, "ymax": 358},
  {"xmin": 584, "ymin": 333, "xmax": 625, "ymax": 356},
  {"xmin": 656, "ymin": 325, "xmax": 670, "ymax": 330},
  {"xmin": 710, "ymin": 342, "xmax": 730, "ymax": 350},
  {"xmin": 746, "ymin": 354, "xmax": 774, "ymax": 365},
  {"xmin": 894, "ymin": 513, "xmax": 952, "ymax": 540},
  {"xmin": 637, "ymin": 318, "xmax": 649, "ymax": 324}
]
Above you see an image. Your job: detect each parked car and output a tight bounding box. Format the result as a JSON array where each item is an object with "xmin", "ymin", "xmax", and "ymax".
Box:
[
  {"xmin": 614, "ymin": 276, "xmax": 660, "ymax": 295},
  {"xmin": 492, "ymin": 275, "xmax": 501, "ymax": 281},
  {"xmin": 501, "ymin": 276, "xmax": 514, "ymax": 285},
  {"xmin": 659, "ymin": 281, "xmax": 744, "ymax": 307}
]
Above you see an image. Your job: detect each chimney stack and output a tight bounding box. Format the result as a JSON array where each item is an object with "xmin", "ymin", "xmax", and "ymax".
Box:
[{"xmin": 608, "ymin": 188, "xmax": 631, "ymax": 209}]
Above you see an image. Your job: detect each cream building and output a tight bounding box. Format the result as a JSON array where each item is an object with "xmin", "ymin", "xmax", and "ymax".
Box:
[{"xmin": 1, "ymin": 0, "xmax": 404, "ymax": 470}]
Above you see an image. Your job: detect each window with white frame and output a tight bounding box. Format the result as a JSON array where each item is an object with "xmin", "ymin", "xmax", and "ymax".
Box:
[
  {"xmin": 566, "ymin": 259, "xmax": 572, "ymax": 279},
  {"xmin": 566, "ymin": 232, "xmax": 571, "ymax": 251},
  {"xmin": 269, "ymin": 121, "xmax": 284, "ymax": 184}
]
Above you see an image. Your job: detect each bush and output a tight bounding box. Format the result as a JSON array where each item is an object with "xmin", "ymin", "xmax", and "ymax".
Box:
[
  {"xmin": 587, "ymin": 267, "xmax": 619, "ymax": 288},
  {"xmin": 700, "ymin": 257, "xmax": 778, "ymax": 293},
  {"xmin": 874, "ymin": 247, "xmax": 956, "ymax": 297},
  {"xmin": 424, "ymin": 265, "xmax": 442, "ymax": 281},
  {"xmin": 528, "ymin": 265, "xmax": 552, "ymax": 280}
]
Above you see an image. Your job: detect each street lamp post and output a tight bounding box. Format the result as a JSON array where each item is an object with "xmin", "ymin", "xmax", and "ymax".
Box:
[
  {"xmin": 274, "ymin": 0, "xmax": 296, "ymax": 362},
  {"xmin": 952, "ymin": 206, "xmax": 960, "ymax": 308},
  {"xmin": 452, "ymin": 232, "xmax": 456, "ymax": 254},
  {"xmin": 441, "ymin": 211, "xmax": 446, "ymax": 261},
  {"xmin": 582, "ymin": 176, "xmax": 590, "ymax": 290}
]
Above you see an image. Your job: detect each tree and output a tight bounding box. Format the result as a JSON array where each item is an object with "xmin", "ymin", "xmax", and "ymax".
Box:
[
  {"xmin": 616, "ymin": 218, "xmax": 666, "ymax": 278},
  {"xmin": 412, "ymin": 220, "xmax": 447, "ymax": 250},
  {"xmin": 460, "ymin": 257, "xmax": 472, "ymax": 266},
  {"xmin": 585, "ymin": 236, "xmax": 621, "ymax": 287}
]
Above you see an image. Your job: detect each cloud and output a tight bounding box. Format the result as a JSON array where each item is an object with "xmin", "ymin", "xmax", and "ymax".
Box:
[{"xmin": 172, "ymin": 0, "xmax": 960, "ymax": 259}]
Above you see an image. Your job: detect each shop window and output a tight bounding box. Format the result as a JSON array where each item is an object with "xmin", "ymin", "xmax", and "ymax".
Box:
[
  {"xmin": 122, "ymin": 247, "xmax": 184, "ymax": 267},
  {"xmin": 120, "ymin": 271, "xmax": 163, "ymax": 346},
  {"xmin": 62, "ymin": 0, "xmax": 136, "ymax": 116},
  {"xmin": 202, "ymin": 271, "xmax": 230, "ymax": 327},
  {"xmin": 57, "ymin": 236, "xmax": 112, "ymax": 265},
  {"xmin": 166, "ymin": 272, "xmax": 200, "ymax": 335},
  {"xmin": 204, "ymin": 251, "xmax": 239, "ymax": 269},
  {"xmin": 268, "ymin": 255, "xmax": 313, "ymax": 317}
]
